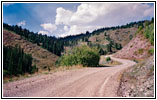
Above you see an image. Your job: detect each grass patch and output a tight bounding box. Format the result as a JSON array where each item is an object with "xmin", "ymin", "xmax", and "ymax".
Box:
[
  {"xmin": 43, "ymin": 72, "xmax": 49, "ymax": 74},
  {"xmin": 138, "ymin": 48, "xmax": 144, "ymax": 54},
  {"xmin": 130, "ymin": 45, "xmax": 133, "ymax": 48},
  {"xmin": 148, "ymin": 48, "xmax": 154, "ymax": 55}
]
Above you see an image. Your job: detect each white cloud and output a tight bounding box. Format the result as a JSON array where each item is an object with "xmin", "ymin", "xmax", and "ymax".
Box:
[
  {"xmin": 59, "ymin": 25, "xmax": 103, "ymax": 37},
  {"xmin": 38, "ymin": 31, "xmax": 49, "ymax": 35},
  {"xmin": 56, "ymin": 3, "xmax": 154, "ymax": 37},
  {"xmin": 17, "ymin": 20, "xmax": 26, "ymax": 26},
  {"xmin": 64, "ymin": 26, "xmax": 69, "ymax": 31},
  {"xmin": 55, "ymin": 7, "xmax": 73, "ymax": 25},
  {"xmin": 40, "ymin": 23, "xmax": 57, "ymax": 33}
]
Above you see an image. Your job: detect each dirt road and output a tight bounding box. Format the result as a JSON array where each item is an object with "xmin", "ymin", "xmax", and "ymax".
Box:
[{"xmin": 3, "ymin": 55, "xmax": 136, "ymax": 97}]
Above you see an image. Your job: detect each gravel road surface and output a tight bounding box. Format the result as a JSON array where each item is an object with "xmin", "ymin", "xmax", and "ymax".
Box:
[{"xmin": 3, "ymin": 55, "xmax": 136, "ymax": 97}]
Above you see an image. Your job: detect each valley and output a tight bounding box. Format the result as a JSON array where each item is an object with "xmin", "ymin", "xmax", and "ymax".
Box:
[
  {"xmin": 3, "ymin": 19, "xmax": 154, "ymax": 97},
  {"xmin": 2, "ymin": 3, "xmax": 154, "ymax": 97}
]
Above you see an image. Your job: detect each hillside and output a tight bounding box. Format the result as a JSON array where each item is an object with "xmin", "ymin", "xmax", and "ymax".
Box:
[
  {"xmin": 114, "ymin": 23, "xmax": 154, "ymax": 61},
  {"xmin": 3, "ymin": 30, "xmax": 58, "ymax": 71},
  {"xmin": 88, "ymin": 27, "xmax": 138, "ymax": 47},
  {"xmin": 115, "ymin": 21, "xmax": 154, "ymax": 97},
  {"xmin": 64, "ymin": 25, "xmax": 139, "ymax": 55},
  {"xmin": 114, "ymin": 34, "xmax": 153, "ymax": 60},
  {"xmin": 118, "ymin": 55, "xmax": 154, "ymax": 97},
  {"xmin": 3, "ymin": 20, "xmax": 144, "ymax": 56}
]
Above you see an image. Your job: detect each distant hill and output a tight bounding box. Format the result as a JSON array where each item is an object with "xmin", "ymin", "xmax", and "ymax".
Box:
[
  {"xmin": 88, "ymin": 27, "xmax": 138, "ymax": 47},
  {"xmin": 3, "ymin": 30, "xmax": 58, "ymax": 71},
  {"xmin": 3, "ymin": 20, "xmax": 145, "ymax": 56},
  {"xmin": 87, "ymin": 26, "xmax": 138, "ymax": 53},
  {"xmin": 63, "ymin": 21, "xmax": 143, "ymax": 55}
]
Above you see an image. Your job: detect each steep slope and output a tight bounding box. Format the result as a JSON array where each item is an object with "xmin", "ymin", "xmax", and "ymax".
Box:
[
  {"xmin": 118, "ymin": 55, "xmax": 154, "ymax": 97},
  {"xmin": 114, "ymin": 23, "xmax": 154, "ymax": 60},
  {"xmin": 3, "ymin": 30, "xmax": 58, "ymax": 71},
  {"xmin": 115, "ymin": 21, "xmax": 154, "ymax": 97},
  {"xmin": 88, "ymin": 27, "xmax": 138, "ymax": 47},
  {"xmin": 114, "ymin": 34, "xmax": 153, "ymax": 60}
]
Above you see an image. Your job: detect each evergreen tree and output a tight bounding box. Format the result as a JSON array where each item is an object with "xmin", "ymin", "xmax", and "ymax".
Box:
[{"xmin": 3, "ymin": 46, "xmax": 37, "ymax": 76}]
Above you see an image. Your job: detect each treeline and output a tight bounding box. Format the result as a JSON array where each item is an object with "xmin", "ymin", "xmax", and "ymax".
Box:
[
  {"xmin": 59, "ymin": 20, "xmax": 145, "ymax": 44},
  {"xmin": 3, "ymin": 45, "xmax": 37, "ymax": 77},
  {"xmin": 137, "ymin": 18, "xmax": 154, "ymax": 45},
  {"xmin": 3, "ymin": 20, "xmax": 146, "ymax": 56},
  {"xmin": 3, "ymin": 23, "xmax": 64, "ymax": 56}
]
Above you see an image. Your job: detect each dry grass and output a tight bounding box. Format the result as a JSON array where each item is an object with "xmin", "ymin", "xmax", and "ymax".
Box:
[
  {"xmin": 100, "ymin": 59, "xmax": 122, "ymax": 67},
  {"xmin": 3, "ymin": 30, "xmax": 58, "ymax": 71},
  {"xmin": 88, "ymin": 27, "xmax": 138, "ymax": 47},
  {"xmin": 3, "ymin": 65, "xmax": 84, "ymax": 83},
  {"xmin": 114, "ymin": 34, "xmax": 153, "ymax": 61},
  {"xmin": 3, "ymin": 30, "xmax": 61, "ymax": 83},
  {"xmin": 104, "ymin": 60, "xmax": 122, "ymax": 67}
]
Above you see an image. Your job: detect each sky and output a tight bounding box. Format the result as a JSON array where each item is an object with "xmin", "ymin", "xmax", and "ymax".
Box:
[{"xmin": 3, "ymin": 3, "xmax": 154, "ymax": 37}]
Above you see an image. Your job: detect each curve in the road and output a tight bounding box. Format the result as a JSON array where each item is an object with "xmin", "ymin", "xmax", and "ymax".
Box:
[{"xmin": 3, "ymin": 55, "xmax": 136, "ymax": 97}]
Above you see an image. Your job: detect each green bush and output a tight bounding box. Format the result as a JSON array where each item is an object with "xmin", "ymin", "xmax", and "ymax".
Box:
[
  {"xmin": 56, "ymin": 45, "xmax": 100, "ymax": 67},
  {"xmin": 106, "ymin": 57, "xmax": 111, "ymax": 61},
  {"xmin": 30, "ymin": 65, "xmax": 38, "ymax": 74},
  {"xmin": 148, "ymin": 48, "xmax": 154, "ymax": 55}
]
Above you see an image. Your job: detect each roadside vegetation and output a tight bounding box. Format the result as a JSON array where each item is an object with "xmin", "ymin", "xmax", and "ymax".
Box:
[
  {"xmin": 56, "ymin": 45, "xmax": 100, "ymax": 67},
  {"xmin": 106, "ymin": 57, "xmax": 111, "ymax": 61}
]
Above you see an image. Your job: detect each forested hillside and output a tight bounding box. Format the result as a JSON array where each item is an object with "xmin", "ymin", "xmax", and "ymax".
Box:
[
  {"xmin": 3, "ymin": 19, "xmax": 149, "ymax": 77},
  {"xmin": 3, "ymin": 20, "xmax": 145, "ymax": 56},
  {"xmin": 3, "ymin": 30, "xmax": 58, "ymax": 73},
  {"xmin": 62, "ymin": 21, "xmax": 145, "ymax": 55}
]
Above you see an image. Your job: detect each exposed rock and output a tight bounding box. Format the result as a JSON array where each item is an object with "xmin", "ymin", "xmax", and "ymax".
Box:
[{"xmin": 118, "ymin": 56, "xmax": 154, "ymax": 97}]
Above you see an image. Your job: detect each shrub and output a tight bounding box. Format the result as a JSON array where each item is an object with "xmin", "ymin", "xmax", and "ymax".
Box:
[
  {"xmin": 106, "ymin": 57, "xmax": 111, "ymax": 61},
  {"xmin": 148, "ymin": 48, "xmax": 154, "ymax": 55},
  {"xmin": 138, "ymin": 48, "xmax": 144, "ymax": 54},
  {"xmin": 56, "ymin": 45, "xmax": 100, "ymax": 67},
  {"xmin": 143, "ymin": 23, "xmax": 154, "ymax": 45},
  {"xmin": 30, "ymin": 65, "xmax": 38, "ymax": 74}
]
